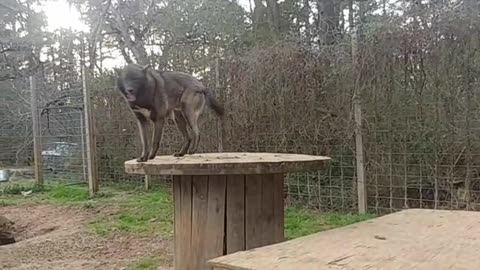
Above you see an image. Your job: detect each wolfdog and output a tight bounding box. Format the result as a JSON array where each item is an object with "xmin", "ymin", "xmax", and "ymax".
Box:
[{"xmin": 116, "ymin": 63, "xmax": 224, "ymax": 162}]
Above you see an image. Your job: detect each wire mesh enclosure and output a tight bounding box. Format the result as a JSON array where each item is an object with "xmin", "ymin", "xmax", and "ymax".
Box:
[
  {"xmin": 1, "ymin": 2, "xmax": 480, "ymax": 215},
  {"xmin": 35, "ymin": 68, "xmax": 87, "ymax": 185}
]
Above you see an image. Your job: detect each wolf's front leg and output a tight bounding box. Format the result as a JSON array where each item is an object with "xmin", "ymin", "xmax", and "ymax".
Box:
[
  {"xmin": 148, "ymin": 118, "xmax": 165, "ymax": 160},
  {"xmin": 135, "ymin": 114, "xmax": 150, "ymax": 162}
]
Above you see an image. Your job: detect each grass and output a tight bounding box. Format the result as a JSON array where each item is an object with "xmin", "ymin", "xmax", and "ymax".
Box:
[
  {"xmin": 47, "ymin": 185, "xmax": 90, "ymax": 202},
  {"xmin": 1, "ymin": 182, "xmax": 377, "ymax": 241},
  {"xmin": 128, "ymin": 257, "xmax": 164, "ymax": 270},
  {"xmin": 88, "ymin": 188, "xmax": 174, "ymax": 237},
  {"xmin": 0, "ymin": 181, "xmax": 378, "ymax": 270},
  {"xmin": 0, "ymin": 179, "xmax": 116, "ymax": 206},
  {"xmin": 285, "ymin": 207, "xmax": 376, "ymax": 240}
]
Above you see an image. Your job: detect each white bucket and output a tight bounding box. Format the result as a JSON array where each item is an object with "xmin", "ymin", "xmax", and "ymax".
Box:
[{"xmin": 0, "ymin": 169, "xmax": 11, "ymax": 182}]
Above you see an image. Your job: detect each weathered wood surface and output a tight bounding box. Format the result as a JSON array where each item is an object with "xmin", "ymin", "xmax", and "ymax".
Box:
[
  {"xmin": 125, "ymin": 152, "xmax": 330, "ymax": 175},
  {"xmin": 30, "ymin": 76, "xmax": 43, "ymax": 185},
  {"xmin": 125, "ymin": 152, "xmax": 329, "ymax": 270},
  {"xmin": 208, "ymin": 209, "xmax": 480, "ymax": 270},
  {"xmin": 173, "ymin": 174, "xmax": 285, "ymax": 270},
  {"xmin": 173, "ymin": 176, "xmax": 192, "ymax": 270}
]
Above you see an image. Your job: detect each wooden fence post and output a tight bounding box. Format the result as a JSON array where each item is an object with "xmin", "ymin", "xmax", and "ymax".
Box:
[
  {"xmin": 30, "ymin": 76, "xmax": 43, "ymax": 185},
  {"xmin": 81, "ymin": 64, "xmax": 99, "ymax": 195},
  {"xmin": 354, "ymin": 94, "xmax": 367, "ymax": 214},
  {"xmin": 145, "ymin": 175, "xmax": 151, "ymax": 191},
  {"xmin": 215, "ymin": 57, "xmax": 224, "ymax": 152},
  {"xmin": 352, "ymin": 8, "xmax": 367, "ymax": 214}
]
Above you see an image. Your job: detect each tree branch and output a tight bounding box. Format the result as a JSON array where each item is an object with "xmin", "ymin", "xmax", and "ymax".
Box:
[{"xmin": 88, "ymin": 0, "xmax": 112, "ymax": 71}]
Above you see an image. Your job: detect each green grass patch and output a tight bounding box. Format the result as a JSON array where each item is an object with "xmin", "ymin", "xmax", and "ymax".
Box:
[
  {"xmin": 1, "ymin": 182, "xmax": 46, "ymax": 195},
  {"xmin": 0, "ymin": 182, "xmax": 116, "ymax": 207},
  {"xmin": 285, "ymin": 207, "xmax": 376, "ymax": 240},
  {"xmin": 1, "ymin": 180, "xmax": 49, "ymax": 206},
  {"xmin": 127, "ymin": 257, "xmax": 168, "ymax": 270},
  {"xmin": 47, "ymin": 185, "xmax": 90, "ymax": 202},
  {"xmin": 89, "ymin": 188, "xmax": 174, "ymax": 237},
  {"xmin": 2, "ymin": 182, "xmax": 377, "ymax": 243},
  {"xmin": 0, "ymin": 199, "xmax": 17, "ymax": 207}
]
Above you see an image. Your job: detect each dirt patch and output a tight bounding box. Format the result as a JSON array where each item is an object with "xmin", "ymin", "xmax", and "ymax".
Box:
[{"xmin": 0, "ymin": 204, "xmax": 173, "ymax": 270}]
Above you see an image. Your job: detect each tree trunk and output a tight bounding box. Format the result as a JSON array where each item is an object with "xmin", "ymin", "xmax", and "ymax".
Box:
[
  {"xmin": 302, "ymin": 0, "xmax": 311, "ymax": 46},
  {"xmin": 348, "ymin": 0, "xmax": 354, "ymax": 32},
  {"xmin": 266, "ymin": 0, "xmax": 280, "ymax": 35},
  {"xmin": 253, "ymin": 0, "xmax": 266, "ymax": 35},
  {"xmin": 88, "ymin": 0, "xmax": 112, "ymax": 73}
]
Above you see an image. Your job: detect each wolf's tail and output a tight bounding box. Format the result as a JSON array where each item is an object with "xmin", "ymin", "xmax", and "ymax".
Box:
[{"xmin": 202, "ymin": 89, "xmax": 224, "ymax": 116}]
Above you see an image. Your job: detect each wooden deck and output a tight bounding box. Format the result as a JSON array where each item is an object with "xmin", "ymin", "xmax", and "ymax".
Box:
[{"xmin": 208, "ymin": 209, "xmax": 480, "ymax": 270}]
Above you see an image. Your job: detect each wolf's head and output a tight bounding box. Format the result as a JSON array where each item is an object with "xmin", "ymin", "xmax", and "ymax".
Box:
[{"xmin": 116, "ymin": 63, "xmax": 150, "ymax": 103}]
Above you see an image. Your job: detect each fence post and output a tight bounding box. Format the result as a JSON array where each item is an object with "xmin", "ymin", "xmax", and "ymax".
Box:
[
  {"xmin": 144, "ymin": 175, "xmax": 151, "ymax": 190},
  {"xmin": 352, "ymin": 8, "xmax": 367, "ymax": 214},
  {"xmin": 80, "ymin": 113, "xmax": 88, "ymax": 182},
  {"xmin": 354, "ymin": 94, "xmax": 367, "ymax": 214},
  {"xmin": 81, "ymin": 64, "xmax": 99, "ymax": 195},
  {"xmin": 215, "ymin": 57, "xmax": 224, "ymax": 152},
  {"xmin": 30, "ymin": 76, "xmax": 43, "ymax": 185}
]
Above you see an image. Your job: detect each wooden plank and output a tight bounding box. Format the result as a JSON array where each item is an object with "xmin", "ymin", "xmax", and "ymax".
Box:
[
  {"xmin": 215, "ymin": 57, "xmax": 224, "ymax": 153},
  {"xmin": 29, "ymin": 76, "xmax": 43, "ymax": 185},
  {"xmin": 81, "ymin": 65, "xmax": 98, "ymax": 195},
  {"xmin": 124, "ymin": 153, "xmax": 330, "ymax": 175},
  {"xmin": 173, "ymin": 175, "xmax": 193, "ymax": 270},
  {"xmin": 191, "ymin": 175, "xmax": 209, "ymax": 270},
  {"xmin": 144, "ymin": 175, "xmax": 151, "ymax": 190},
  {"xmin": 354, "ymin": 95, "xmax": 367, "ymax": 214},
  {"xmin": 272, "ymin": 173, "xmax": 285, "ymax": 243},
  {"xmin": 208, "ymin": 209, "xmax": 480, "ymax": 270},
  {"xmin": 225, "ymin": 175, "xmax": 245, "ymax": 253},
  {"xmin": 261, "ymin": 174, "xmax": 275, "ymax": 246},
  {"xmin": 245, "ymin": 174, "xmax": 263, "ymax": 249},
  {"xmin": 205, "ymin": 175, "xmax": 227, "ymax": 262},
  {"xmin": 173, "ymin": 176, "xmax": 181, "ymax": 269}
]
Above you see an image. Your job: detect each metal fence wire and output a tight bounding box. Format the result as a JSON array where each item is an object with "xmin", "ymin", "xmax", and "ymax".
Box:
[
  {"xmin": 1, "ymin": 19, "xmax": 480, "ymax": 214},
  {"xmin": 35, "ymin": 68, "xmax": 88, "ymax": 185}
]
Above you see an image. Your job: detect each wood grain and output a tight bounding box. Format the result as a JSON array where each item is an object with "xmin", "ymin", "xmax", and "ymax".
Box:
[
  {"xmin": 81, "ymin": 67, "xmax": 98, "ymax": 194},
  {"xmin": 261, "ymin": 174, "xmax": 275, "ymax": 246},
  {"xmin": 29, "ymin": 76, "xmax": 44, "ymax": 185},
  {"xmin": 192, "ymin": 175, "xmax": 209, "ymax": 270},
  {"xmin": 173, "ymin": 173, "xmax": 286, "ymax": 270},
  {"xmin": 272, "ymin": 173, "xmax": 285, "ymax": 242},
  {"xmin": 208, "ymin": 209, "xmax": 480, "ymax": 270},
  {"xmin": 173, "ymin": 175, "xmax": 192, "ymax": 270},
  {"xmin": 125, "ymin": 152, "xmax": 330, "ymax": 175},
  {"xmin": 225, "ymin": 175, "xmax": 246, "ymax": 253},
  {"xmin": 144, "ymin": 175, "xmax": 150, "ymax": 190},
  {"xmin": 245, "ymin": 174, "xmax": 263, "ymax": 250},
  {"xmin": 205, "ymin": 175, "xmax": 227, "ymax": 262}
]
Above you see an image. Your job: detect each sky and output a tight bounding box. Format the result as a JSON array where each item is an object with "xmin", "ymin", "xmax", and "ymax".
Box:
[{"xmin": 40, "ymin": 0, "xmax": 88, "ymax": 32}]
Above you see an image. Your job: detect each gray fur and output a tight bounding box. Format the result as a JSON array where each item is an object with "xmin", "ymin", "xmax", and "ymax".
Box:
[{"xmin": 116, "ymin": 63, "xmax": 224, "ymax": 162}]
